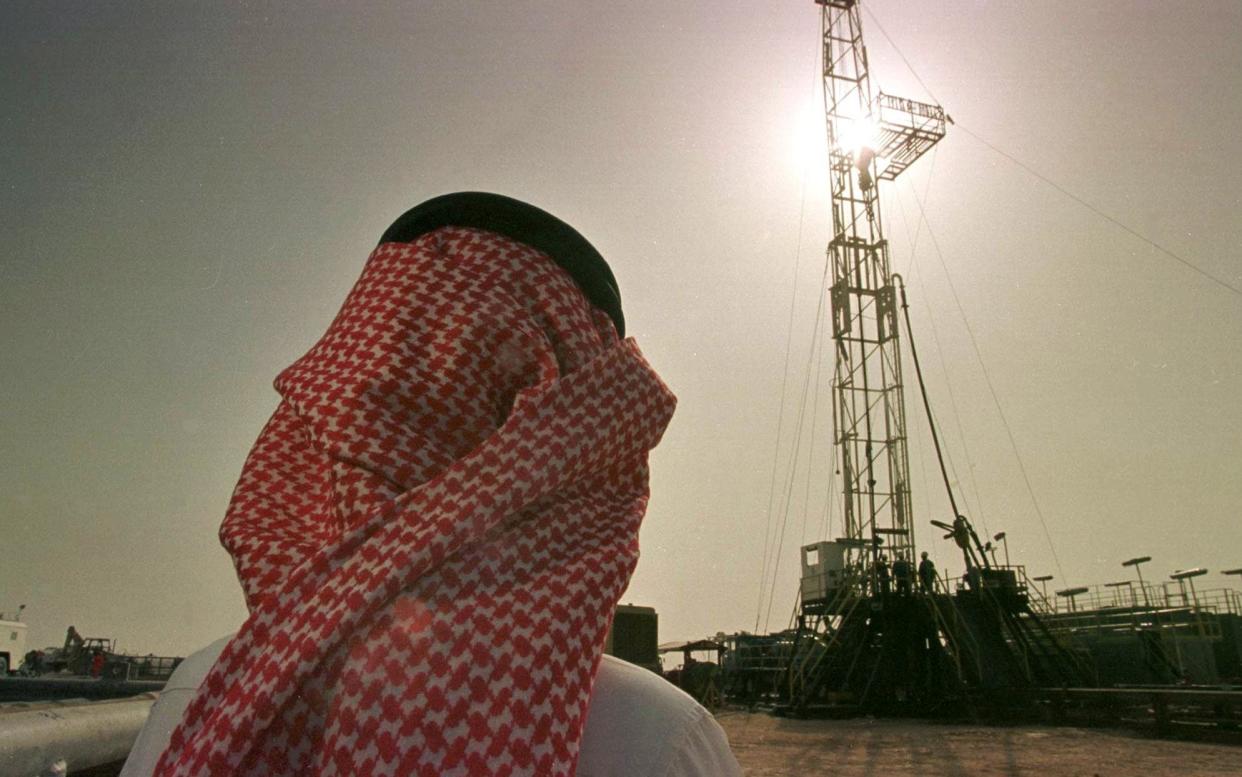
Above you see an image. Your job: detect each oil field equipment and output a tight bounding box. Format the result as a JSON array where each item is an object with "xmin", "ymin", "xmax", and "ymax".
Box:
[
  {"xmin": 603, "ymin": 604, "xmax": 660, "ymax": 673},
  {"xmin": 1032, "ymin": 566, "xmax": 1242, "ymax": 685},
  {"xmin": 776, "ymin": 0, "xmax": 1094, "ymax": 714}
]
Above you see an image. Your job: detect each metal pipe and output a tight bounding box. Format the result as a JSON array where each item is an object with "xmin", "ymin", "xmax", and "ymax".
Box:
[{"xmin": 0, "ymin": 693, "xmax": 155, "ymax": 776}]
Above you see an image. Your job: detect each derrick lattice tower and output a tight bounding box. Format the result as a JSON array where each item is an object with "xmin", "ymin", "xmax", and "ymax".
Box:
[
  {"xmin": 767, "ymin": 0, "xmax": 1093, "ymax": 715},
  {"xmin": 781, "ymin": 0, "xmax": 951, "ymax": 712},
  {"xmin": 819, "ymin": 0, "xmax": 944, "ymax": 580}
]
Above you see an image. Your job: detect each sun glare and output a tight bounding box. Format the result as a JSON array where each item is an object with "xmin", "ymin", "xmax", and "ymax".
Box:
[
  {"xmin": 788, "ymin": 99, "xmax": 829, "ymax": 178},
  {"xmin": 835, "ymin": 116, "xmax": 880, "ymax": 158}
]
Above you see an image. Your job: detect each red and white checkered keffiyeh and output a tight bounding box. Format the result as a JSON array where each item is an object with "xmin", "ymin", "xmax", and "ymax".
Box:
[{"xmin": 155, "ymin": 226, "xmax": 677, "ymax": 776}]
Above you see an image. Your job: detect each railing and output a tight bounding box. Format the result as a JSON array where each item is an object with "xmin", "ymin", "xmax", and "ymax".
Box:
[
  {"xmin": 126, "ymin": 655, "xmax": 182, "ymax": 681},
  {"xmin": 785, "ymin": 584, "xmax": 866, "ymax": 705},
  {"xmin": 1043, "ymin": 606, "xmax": 1223, "ymax": 640},
  {"xmin": 920, "ymin": 580, "xmax": 984, "ymax": 683},
  {"xmin": 1035, "ymin": 582, "xmax": 1241, "ymax": 617},
  {"xmin": 875, "ymin": 91, "xmax": 946, "ymax": 123},
  {"xmin": 941, "ymin": 564, "xmax": 1032, "ymax": 598}
]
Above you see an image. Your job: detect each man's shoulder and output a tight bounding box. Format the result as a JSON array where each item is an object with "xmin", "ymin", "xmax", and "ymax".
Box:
[
  {"xmin": 577, "ymin": 656, "xmax": 740, "ymax": 777},
  {"xmin": 132, "ymin": 640, "xmax": 739, "ymax": 777},
  {"xmin": 589, "ymin": 655, "xmax": 705, "ymax": 725}
]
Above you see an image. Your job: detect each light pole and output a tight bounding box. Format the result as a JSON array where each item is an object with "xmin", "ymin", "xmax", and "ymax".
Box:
[
  {"xmin": 1056, "ymin": 586, "xmax": 1089, "ymax": 614},
  {"xmin": 1123, "ymin": 556, "xmax": 1153, "ymax": 608},
  {"xmin": 1033, "ymin": 575, "xmax": 1054, "ymax": 609},
  {"xmin": 1105, "ymin": 580, "xmax": 1136, "ymax": 608},
  {"xmin": 1224, "ymin": 568, "xmax": 1242, "ymax": 613},
  {"xmin": 1171, "ymin": 568, "xmax": 1209, "ymax": 642},
  {"xmin": 993, "ymin": 532, "xmax": 1010, "ymax": 568},
  {"xmin": 1170, "ymin": 568, "xmax": 1208, "ymax": 610}
]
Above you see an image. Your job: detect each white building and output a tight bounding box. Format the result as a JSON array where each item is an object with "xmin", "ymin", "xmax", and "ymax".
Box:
[{"xmin": 1, "ymin": 616, "xmax": 29, "ymax": 674}]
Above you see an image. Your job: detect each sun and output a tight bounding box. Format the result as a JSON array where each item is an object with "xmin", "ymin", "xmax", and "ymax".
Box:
[{"xmin": 787, "ymin": 98, "xmax": 830, "ymax": 178}]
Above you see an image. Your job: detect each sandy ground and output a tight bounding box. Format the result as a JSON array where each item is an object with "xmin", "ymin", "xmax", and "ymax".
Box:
[{"xmin": 716, "ymin": 712, "xmax": 1242, "ymax": 777}]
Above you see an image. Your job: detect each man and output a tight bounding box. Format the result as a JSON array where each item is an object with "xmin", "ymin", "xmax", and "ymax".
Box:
[
  {"xmin": 891, "ymin": 555, "xmax": 912, "ymax": 597},
  {"xmin": 919, "ymin": 551, "xmax": 937, "ymax": 592},
  {"xmin": 125, "ymin": 193, "xmax": 740, "ymax": 776},
  {"xmin": 875, "ymin": 555, "xmax": 891, "ymax": 596}
]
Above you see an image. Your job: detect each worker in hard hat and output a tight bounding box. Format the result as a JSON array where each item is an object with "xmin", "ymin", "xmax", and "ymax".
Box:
[{"xmin": 919, "ymin": 551, "xmax": 937, "ymax": 592}]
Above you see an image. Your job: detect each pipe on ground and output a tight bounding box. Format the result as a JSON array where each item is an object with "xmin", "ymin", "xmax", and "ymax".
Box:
[{"xmin": 0, "ymin": 694, "xmax": 155, "ymax": 776}]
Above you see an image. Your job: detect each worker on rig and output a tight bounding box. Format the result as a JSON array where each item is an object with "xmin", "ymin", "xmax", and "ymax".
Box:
[
  {"xmin": 892, "ymin": 555, "xmax": 913, "ymax": 597},
  {"xmin": 122, "ymin": 193, "xmax": 741, "ymax": 777},
  {"xmin": 875, "ymin": 555, "xmax": 892, "ymax": 597},
  {"xmin": 919, "ymin": 551, "xmax": 937, "ymax": 592}
]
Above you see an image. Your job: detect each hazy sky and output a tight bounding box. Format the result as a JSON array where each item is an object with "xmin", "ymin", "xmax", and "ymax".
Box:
[{"xmin": 3, "ymin": 1, "xmax": 1240, "ymax": 657}]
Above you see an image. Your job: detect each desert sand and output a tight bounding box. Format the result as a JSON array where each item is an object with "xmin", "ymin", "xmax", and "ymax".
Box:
[{"xmin": 717, "ymin": 712, "xmax": 1241, "ymax": 777}]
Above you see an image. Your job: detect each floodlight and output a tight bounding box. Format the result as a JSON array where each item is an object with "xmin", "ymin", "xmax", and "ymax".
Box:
[{"xmin": 1170, "ymin": 568, "xmax": 1207, "ymax": 580}]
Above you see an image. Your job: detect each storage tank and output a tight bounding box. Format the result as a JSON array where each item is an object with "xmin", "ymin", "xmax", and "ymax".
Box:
[{"xmin": 604, "ymin": 604, "xmax": 659, "ymax": 671}]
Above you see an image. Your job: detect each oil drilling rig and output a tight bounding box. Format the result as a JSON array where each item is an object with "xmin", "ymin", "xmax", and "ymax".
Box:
[{"xmin": 779, "ymin": 0, "xmax": 1092, "ymax": 713}]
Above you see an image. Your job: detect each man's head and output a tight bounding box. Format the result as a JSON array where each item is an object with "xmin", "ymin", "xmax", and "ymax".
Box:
[{"xmin": 379, "ymin": 191, "xmax": 624, "ymax": 337}]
